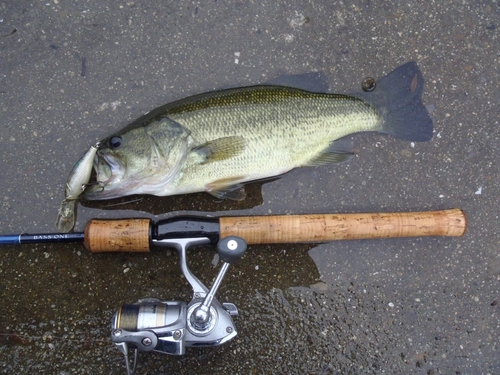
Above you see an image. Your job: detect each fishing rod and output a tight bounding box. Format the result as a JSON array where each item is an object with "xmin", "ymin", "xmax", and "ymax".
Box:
[
  {"xmin": 1, "ymin": 209, "xmax": 467, "ymax": 252},
  {"xmin": 0, "ymin": 209, "xmax": 467, "ymax": 375}
]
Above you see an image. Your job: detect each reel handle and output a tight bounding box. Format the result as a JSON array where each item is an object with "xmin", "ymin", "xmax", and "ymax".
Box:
[{"xmin": 190, "ymin": 236, "xmax": 247, "ymax": 331}]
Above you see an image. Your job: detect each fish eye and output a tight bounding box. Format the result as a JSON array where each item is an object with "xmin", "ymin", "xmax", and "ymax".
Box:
[{"xmin": 108, "ymin": 136, "xmax": 122, "ymax": 149}]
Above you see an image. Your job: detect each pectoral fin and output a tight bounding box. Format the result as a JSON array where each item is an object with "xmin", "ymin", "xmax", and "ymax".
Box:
[
  {"xmin": 206, "ymin": 177, "xmax": 247, "ymax": 201},
  {"xmin": 192, "ymin": 136, "xmax": 246, "ymax": 164},
  {"xmin": 303, "ymin": 138, "xmax": 354, "ymax": 167}
]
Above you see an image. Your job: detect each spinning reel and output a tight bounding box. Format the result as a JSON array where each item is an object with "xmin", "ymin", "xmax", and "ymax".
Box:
[{"xmin": 110, "ymin": 236, "xmax": 247, "ymax": 375}]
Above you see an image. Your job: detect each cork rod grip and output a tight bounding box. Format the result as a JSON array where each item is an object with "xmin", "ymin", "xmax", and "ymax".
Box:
[
  {"xmin": 84, "ymin": 219, "xmax": 151, "ymax": 253},
  {"xmin": 219, "ymin": 209, "xmax": 467, "ymax": 245}
]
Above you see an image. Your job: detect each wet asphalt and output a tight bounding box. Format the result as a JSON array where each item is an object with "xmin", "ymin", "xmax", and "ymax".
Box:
[{"xmin": 0, "ymin": 1, "xmax": 499, "ymax": 374}]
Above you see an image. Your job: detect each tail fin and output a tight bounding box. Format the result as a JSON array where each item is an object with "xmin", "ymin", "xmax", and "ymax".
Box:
[{"xmin": 358, "ymin": 62, "xmax": 433, "ymax": 142}]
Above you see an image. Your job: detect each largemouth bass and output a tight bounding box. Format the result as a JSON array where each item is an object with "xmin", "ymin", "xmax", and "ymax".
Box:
[{"xmin": 83, "ymin": 62, "xmax": 433, "ymax": 201}]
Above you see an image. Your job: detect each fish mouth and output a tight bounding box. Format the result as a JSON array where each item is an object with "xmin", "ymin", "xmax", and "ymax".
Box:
[{"xmin": 82, "ymin": 153, "xmax": 125, "ymax": 200}]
